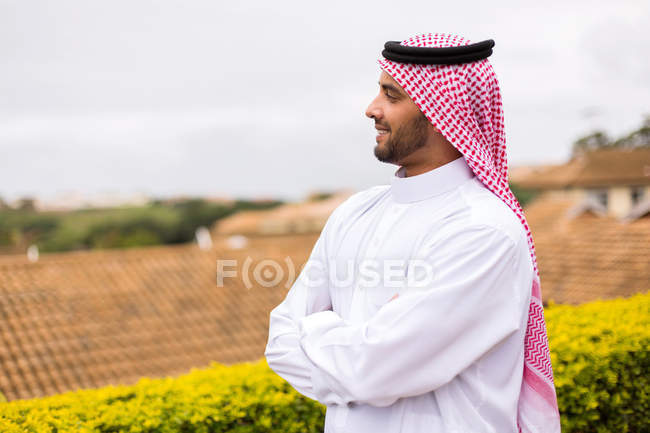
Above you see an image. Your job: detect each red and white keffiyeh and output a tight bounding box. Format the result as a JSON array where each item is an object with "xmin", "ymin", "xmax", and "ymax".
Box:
[{"xmin": 378, "ymin": 33, "xmax": 561, "ymax": 433}]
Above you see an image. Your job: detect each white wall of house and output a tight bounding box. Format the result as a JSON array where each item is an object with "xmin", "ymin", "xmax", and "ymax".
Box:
[
  {"xmin": 609, "ymin": 187, "xmax": 633, "ymax": 218},
  {"xmin": 538, "ymin": 186, "xmax": 648, "ymax": 218},
  {"xmin": 543, "ymin": 189, "xmax": 586, "ymax": 202}
]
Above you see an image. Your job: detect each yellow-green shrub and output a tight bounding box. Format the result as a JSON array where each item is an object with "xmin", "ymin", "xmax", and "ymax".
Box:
[
  {"xmin": 546, "ymin": 292, "xmax": 649, "ymax": 432},
  {"xmin": 0, "ymin": 361, "xmax": 325, "ymax": 433},
  {"xmin": 0, "ymin": 293, "xmax": 647, "ymax": 432}
]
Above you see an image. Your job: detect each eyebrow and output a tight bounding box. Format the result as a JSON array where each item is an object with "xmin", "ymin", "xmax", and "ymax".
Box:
[{"xmin": 379, "ymin": 82, "xmax": 404, "ymax": 96}]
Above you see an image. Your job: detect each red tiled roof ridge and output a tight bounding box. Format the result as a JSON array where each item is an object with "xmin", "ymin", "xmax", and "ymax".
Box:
[
  {"xmin": 515, "ymin": 147, "xmax": 650, "ymax": 189},
  {"xmin": 0, "ymin": 242, "xmax": 216, "ymax": 265}
]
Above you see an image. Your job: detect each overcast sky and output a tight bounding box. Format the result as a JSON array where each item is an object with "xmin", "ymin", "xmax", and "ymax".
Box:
[{"xmin": 1, "ymin": 0, "xmax": 648, "ymax": 202}]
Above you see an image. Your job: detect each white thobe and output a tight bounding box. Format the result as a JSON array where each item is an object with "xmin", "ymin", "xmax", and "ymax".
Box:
[{"xmin": 265, "ymin": 156, "xmax": 534, "ymax": 433}]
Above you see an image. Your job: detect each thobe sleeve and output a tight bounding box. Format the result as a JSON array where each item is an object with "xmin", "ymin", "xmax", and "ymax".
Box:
[
  {"xmin": 297, "ymin": 224, "xmax": 529, "ymax": 407},
  {"xmin": 264, "ymin": 207, "xmax": 338, "ymax": 402}
]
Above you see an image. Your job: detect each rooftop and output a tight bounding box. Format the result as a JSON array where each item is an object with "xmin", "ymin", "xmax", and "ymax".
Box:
[
  {"xmin": 0, "ymin": 234, "xmax": 318, "ymax": 401},
  {"xmin": 512, "ymin": 147, "xmax": 650, "ymax": 189},
  {"xmin": 526, "ymin": 192, "xmax": 650, "ymax": 304}
]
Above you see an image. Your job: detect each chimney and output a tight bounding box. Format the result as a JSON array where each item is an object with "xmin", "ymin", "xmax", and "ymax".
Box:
[
  {"xmin": 27, "ymin": 245, "xmax": 39, "ymax": 262},
  {"xmin": 195, "ymin": 226, "xmax": 213, "ymax": 251}
]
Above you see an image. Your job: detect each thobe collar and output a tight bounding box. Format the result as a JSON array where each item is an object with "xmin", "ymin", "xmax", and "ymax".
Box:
[{"xmin": 390, "ymin": 156, "xmax": 476, "ymax": 203}]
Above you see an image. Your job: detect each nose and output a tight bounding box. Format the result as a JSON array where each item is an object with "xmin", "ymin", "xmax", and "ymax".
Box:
[{"xmin": 365, "ymin": 95, "xmax": 382, "ymax": 120}]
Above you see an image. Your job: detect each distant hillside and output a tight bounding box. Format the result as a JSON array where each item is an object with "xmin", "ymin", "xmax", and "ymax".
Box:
[{"xmin": 0, "ymin": 198, "xmax": 284, "ymax": 254}]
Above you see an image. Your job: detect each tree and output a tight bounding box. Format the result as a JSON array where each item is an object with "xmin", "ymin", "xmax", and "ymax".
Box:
[
  {"xmin": 612, "ymin": 115, "xmax": 650, "ymax": 149},
  {"xmin": 510, "ymin": 182, "xmax": 538, "ymax": 208},
  {"xmin": 571, "ymin": 131, "xmax": 611, "ymax": 156},
  {"xmin": 571, "ymin": 115, "xmax": 650, "ymax": 156}
]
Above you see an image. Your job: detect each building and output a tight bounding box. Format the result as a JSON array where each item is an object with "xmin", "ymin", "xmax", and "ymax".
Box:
[{"xmin": 511, "ymin": 147, "xmax": 650, "ymax": 219}]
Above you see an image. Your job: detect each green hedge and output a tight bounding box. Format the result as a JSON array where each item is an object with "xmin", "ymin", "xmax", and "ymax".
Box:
[
  {"xmin": 0, "ymin": 293, "xmax": 648, "ymax": 433},
  {"xmin": 0, "ymin": 361, "xmax": 325, "ymax": 433},
  {"xmin": 546, "ymin": 292, "xmax": 649, "ymax": 432}
]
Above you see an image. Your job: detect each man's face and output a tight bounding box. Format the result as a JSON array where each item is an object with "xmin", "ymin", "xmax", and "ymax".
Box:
[{"xmin": 365, "ymin": 71, "xmax": 432, "ymax": 164}]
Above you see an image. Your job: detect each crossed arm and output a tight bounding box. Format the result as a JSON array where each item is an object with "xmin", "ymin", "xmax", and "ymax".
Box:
[{"xmin": 264, "ymin": 222, "xmax": 526, "ymax": 407}]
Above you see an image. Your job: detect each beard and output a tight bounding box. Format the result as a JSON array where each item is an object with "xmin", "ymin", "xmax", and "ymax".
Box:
[{"xmin": 373, "ymin": 111, "xmax": 431, "ymax": 164}]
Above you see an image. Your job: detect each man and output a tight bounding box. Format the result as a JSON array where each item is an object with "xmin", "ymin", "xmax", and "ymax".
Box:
[{"xmin": 265, "ymin": 33, "xmax": 561, "ymax": 433}]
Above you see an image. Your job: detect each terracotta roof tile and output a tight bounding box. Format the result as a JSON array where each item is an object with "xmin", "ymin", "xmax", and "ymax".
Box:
[
  {"xmin": 0, "ymin": 234, "xmax": 320, "ymax": 401},
  {"xmin": 526, "ymin": 192, "xmax": 650, "ymax": 304}
]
